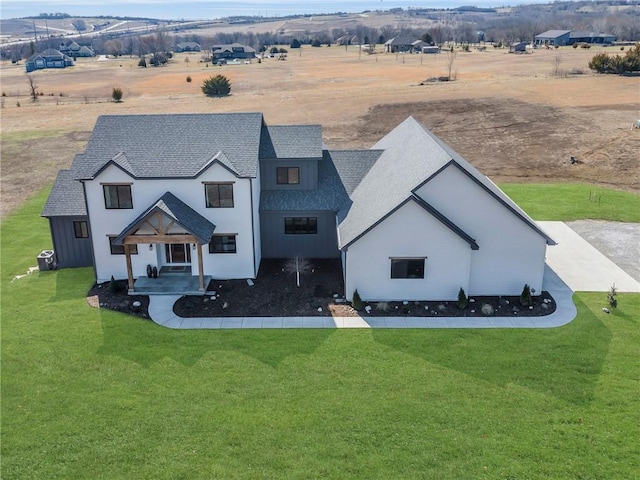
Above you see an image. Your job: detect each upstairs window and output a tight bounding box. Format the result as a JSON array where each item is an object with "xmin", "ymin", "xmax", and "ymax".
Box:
[
  {"xmin": 103, "ymin": 184, "xmax": 133, "ymax": 209},
  {"xmin": 209, "ymin": 234, "xmax": 237, "ymax": 254},
  {"xmin": 73, "ymin": 221, "xmax": 89, "ymax": 238},
  {"xmin": 284, "ymin": 217, "xmax": 317, "ymax": 235},
  {"xmin": 205, "ymin": 183, "xmax": 234, "ymax": 208},
  {"xmin": 276, "ymin": 167, "xmax": 300, "ymax": 185},
  {"xmin": 390, "ymin": 258, "xmax": 425, "ymax": 279}
]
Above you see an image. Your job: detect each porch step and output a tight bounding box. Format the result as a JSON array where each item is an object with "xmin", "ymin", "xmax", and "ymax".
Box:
[
  {"xmin": 158, "ymin": 266, "xmax": 192, "ymax": 276},
  {"xmin": 132, "ymin": 274, "xmax": 211, "ymax": 296}
]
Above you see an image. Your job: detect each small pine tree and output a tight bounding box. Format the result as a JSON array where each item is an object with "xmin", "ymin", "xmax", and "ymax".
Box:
[
  {"xmin": 111, "ymin": 87, "xmax": 123, "ymax": 102},
  {"xmin": 201, "ymin": 74, "xmax": 231, "ymax": 96},
  {"xmin": 186, "ymin": 75, "xmax": 192, "ymax": 83},
  {"xmin": 457, "ymin": 287, "xmax": 468, "ymax": 309},
  {"xmin": 607, "ymin": 284, "xmax": 618, "ymax": 309},
  {"xmin": 352, "ymin": 289, "xmax": 364, "ymax": 310},
  {"xmin": 520, "ymin": 284, "xmax": 532, "ymax": 307},
  {"xmin": 138, "ymin": 57, "xmax": 147, "ymax": 67},
  {"xmin": 109, "ymin": 275, "xmax": 120, "ymax": 294}
]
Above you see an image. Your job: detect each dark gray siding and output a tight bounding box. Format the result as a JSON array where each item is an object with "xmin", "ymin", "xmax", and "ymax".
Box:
[
  {"xmin": 49, "ymin": 217, "xmax": 93, "ymax": 268},
  {"xmin": 260, "ymin": 159, "xmax": 319, "ymax": 191},
  {"xmin": 260, "ymin": 211, "xmax": 339, "ymax": 258}
]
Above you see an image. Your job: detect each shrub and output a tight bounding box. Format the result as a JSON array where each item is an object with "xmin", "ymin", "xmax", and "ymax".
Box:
[
  {"xmin": 580, "ymin": 43, "xmax": 591, "ymax": 49},
  {"xmin": 109, "ymin": 275, "xmax": 120, "ymax": 294},
  {"xmin": 138, "ymin": 57, "xmax": 147, "ymax": 67},
  {"xmin": 375, "ymin": 301, "xmax": 390, "ymax": 312},
  {"xmin": 269, "ymin": 46, "xmax": 279, "ymax": 54},
  {"xmin": 111, "ymin": 87, "xmax": 123, "ymax": 102},
  {"xmin": 457, "ymin": 288, "xmax": 468, "ymax": 309},
  {"xmin": 589, "ymin": 44, "xmax": 640, "ymax": 74},
  {"xmin": 607, "ymin": 284, "xmax": 618, "ymax": 309},
  {"xmin": 278, "ymin": 48, "xmax": 288, "ymax": 54},
  {"xmin": 351, "ymin": 290, "xmax": 364, "ymax": 310},
  {"xmin": 290, "ymin": 39, "xmax": 301, "ymax": 48},
  {"xmin": 481, "ymin": 304, "xmax": 494, "ymax": 316},
  {"xmin": 573, "ymin": 43, "xmax": 578, "ymax": 49},
  {"xmin": 201, "ymin": 74, "xmax": 231, "ymax": 96},
  {"xmin": 186, "ymin": 75, "xmax": 192, "ymax": 83},
  {"xmin": 520, "ymin": 284, "xmax": 532, "ymax": 307},
  {"xmin": 311, "ymin": 39, "xmax": 321, "ymax": 47}
]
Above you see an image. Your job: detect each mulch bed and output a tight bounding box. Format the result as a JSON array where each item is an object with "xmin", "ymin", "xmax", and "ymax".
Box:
[{"xmin": 88, "ymin": 259, "xmax": 556, "ymax": 320}]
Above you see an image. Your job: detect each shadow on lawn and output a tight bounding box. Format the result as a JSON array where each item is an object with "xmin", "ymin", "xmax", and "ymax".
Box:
[
  {"xmin": 372, "ymin": 295, "xmax": 612, "ymax": 405},
  {"xmin": 97, "ymin": 311, "xmax": 335, "ymax": 368}
]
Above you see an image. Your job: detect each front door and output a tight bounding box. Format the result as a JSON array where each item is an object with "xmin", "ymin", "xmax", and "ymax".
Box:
[{"xmin": 165, "ymin": 243, "xmax": 191, "ymax": 264}]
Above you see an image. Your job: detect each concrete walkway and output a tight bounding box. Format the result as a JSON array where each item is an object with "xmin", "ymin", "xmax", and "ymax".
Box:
[{"xmin": 147, "ymin": 265, "xmax": 577, "ymax": 330}]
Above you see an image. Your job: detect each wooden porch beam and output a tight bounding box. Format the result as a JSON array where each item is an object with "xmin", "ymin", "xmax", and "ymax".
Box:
[
  {"xmin": 197, "ymin": 242, "xmax": 205, "ymax": 291},
  {"xmin": 125, "ymin": 244, "xmax": 134, "ymax": 293},
  {"xmin": 123, "ymin": 234, "xmax": 197, "ymax": 244}
]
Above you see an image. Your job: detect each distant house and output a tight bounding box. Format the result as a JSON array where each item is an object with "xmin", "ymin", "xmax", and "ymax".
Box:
[
  {"xmin": 42, "ymin": 113, "xmax": 554, "ymax": 301},
  {"xmin": 534, "ymin": 30, "xmax": 571, "ymax": 46},
  {"xmin": 211, "ymin": 43, "xmax": 255, "ymax": 62},
  {"xmin": 175, "ymin": 42, "xmax": 201, "ymax": 53},
  {"xmin": 422, "ymin": 46, "xmax": 440, "ymax": 54},
  {"xmin": 336, "ymin": 35, "xmax": 359, "ymax": 46},
  {"xmin": 569, "ymin": 32, "xmax": 616, "ymax": 45},
  {"xmin": 59, "ymin": 40, "xmax": 94, "ymax": 58},
  {"xmin": 25, "ymin": 49, "xmax": 74, "ymax": 73},
  {"xmin": 509, "ymin": 42, "xmax": 528, "ymax": 53},
  {"xmin": 385, "ymin": 36, "xmax": 419, "ymax": 53}
]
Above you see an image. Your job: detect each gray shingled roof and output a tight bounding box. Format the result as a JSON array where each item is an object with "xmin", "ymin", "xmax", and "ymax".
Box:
[
  {"xmin": 259, "ymin": 125, "xmax": 323, "ymax": 159},
  {"xmin": 329, "ymin": 150, "xmax": 382, "ymax": 195},
  {"xmin": 41, "ymin": 168, "xmax": 87, "ymax": 217},
  {"xmin": 75, "ymin": 113, "xmax": 264, "ymax": 179},
  {"xmin": 338, "ymin": 116, "xmax": 554, "ymax": 249},
  {"xmin": 113, "ymin": 192, "xmax": 216, "ymax": 245}
]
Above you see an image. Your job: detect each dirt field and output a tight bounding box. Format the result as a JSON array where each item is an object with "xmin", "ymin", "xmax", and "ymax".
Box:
[{"xmin": 1, "ymin": 45, "xmax": 638, "ymax": 218}]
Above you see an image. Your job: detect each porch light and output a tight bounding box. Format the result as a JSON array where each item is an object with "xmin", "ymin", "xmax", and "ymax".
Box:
[
  {"xmin": 192, "ymin": 243, "xmax": 197, "ymax": 250},
  {"xmin": 149, "ymin": 244, "xmax": 153, "ymax": 251}
]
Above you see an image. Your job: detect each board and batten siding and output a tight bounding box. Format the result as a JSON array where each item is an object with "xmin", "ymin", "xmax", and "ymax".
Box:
[
  {"xmin": 344, "ymin": 200, "xmax": 472, "ymax": 302},
  {"xmin": 48, "ymin": 217, "xmax": 93, "ymax": 268},
  {"xmin": 259, "ymin": 159, "xmax": 318, "ymax": 190},
  {"xmin": 414, "ymin": 164, "xmax": 547, "ymax": 296},
  {"xmin": 260, "ymin": 211, "xmax": 339, "ymax": 258}
]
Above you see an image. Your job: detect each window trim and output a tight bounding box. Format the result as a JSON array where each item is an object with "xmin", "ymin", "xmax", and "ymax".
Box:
[
  {"xmin": 209, "ymin": 234, "xmax": 237, "ymax": 254},
  {"xmin": 102, "ymin": 183, "xmax": 133, "ymax": 209},
  {"xmin": 390, "ymin": 257, "xmax": 426, "ymax": 279},
  {"xmin": 109, "ymin": 236, "xmax": 138, "ymax": 255},
  {"xmin": 73, "ymin": 220, "xmax": 89, "ymax": 238},
  {"xmin": 204, "ymin": 182, "xmax": 235, "ymax": 208},
  {"xmin": 284, "ymin": 217, "xmax": 317, "ymax": 235},
  {"xmin": 276, "ymin": 167, "xmax": 300, "ymax": 185}
]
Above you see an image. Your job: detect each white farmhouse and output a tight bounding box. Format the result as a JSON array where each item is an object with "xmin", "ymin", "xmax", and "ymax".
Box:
[{"xmin": 42, "ymin": 113, "xmax": 554, "ymax": 300}]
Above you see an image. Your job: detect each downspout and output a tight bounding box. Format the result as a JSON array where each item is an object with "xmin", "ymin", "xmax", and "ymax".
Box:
[
  {"xmin": 249, "ymin": 177, "xmax": 257, "ymax": 278},
  {"xmin": 81, "ymin": 180, "xmax": 98, "ymax": 281}
]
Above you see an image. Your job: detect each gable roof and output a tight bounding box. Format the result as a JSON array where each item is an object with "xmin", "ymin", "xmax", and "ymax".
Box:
[
  {"xmin": 113, "ymin": 192, "xmax": 216, "ymax": 245},
  {"xmin": 338, "ymin": 116, "xmax": 554, "ymax": 249},
  {"xmin": 535, "ymin": 30, "xmax": 570, "ymax": 38},
  {"xmin": 385, "ymin": 35, "xmax": 418, "ymax": 46},
  {"xmin": 259, "ymin": 125, "xmax": 323, "ymax": 159},
  {"xmin": 75, "ymin": 113, "xmax": 264, "ymax": 180},
  {"xmin": 41, "ymin": 169, "xmax": 87, "ymax": 217}
]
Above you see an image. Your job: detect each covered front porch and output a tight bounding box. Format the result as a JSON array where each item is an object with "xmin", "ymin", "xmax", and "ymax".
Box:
[
  {"xmin": 112, "ymin": 192, "xmax": 217, "ymax": 295},
  {"xmin": 132, "ymin": 266, "xmax": 213, "ymax": 295}
]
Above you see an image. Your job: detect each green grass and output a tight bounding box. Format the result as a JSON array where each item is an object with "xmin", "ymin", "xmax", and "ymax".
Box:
[
  {"xmin": 2, "ymin": 187, "xmax": 639, "ymax": 479},
  {"xmin": 500, "ymin": 183, "xmax": 640, "ymax": 222}
]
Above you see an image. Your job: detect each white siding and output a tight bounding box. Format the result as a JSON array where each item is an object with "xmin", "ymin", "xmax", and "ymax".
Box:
[
  {"xmin": 86, "ymin": 163, "xmax": 256, "ymax": 282},
  {"xmin": 345, "ymin": 200, "xmax": 472, "ymax": 301},
  {"xmin": 251, "ymin": 176, "xmax": 261, "ymax": 276},
  {"xmin": 415, "ymin": 164, "xmax": 547, "ymax": 296}
]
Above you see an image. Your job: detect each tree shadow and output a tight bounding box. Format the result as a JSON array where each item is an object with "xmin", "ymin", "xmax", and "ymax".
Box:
[
  {"xmin": 97, "ymin": 311, "xmax": 335, "ymax": 369},
  {"xmin": 372, "ymin": 295, "xmax": 611, "ymax": 405}
]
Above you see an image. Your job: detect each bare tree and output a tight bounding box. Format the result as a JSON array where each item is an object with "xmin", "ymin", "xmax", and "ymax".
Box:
[
  {"xmin": 283, "ymin": 257, "xmax": 312, "ymax": 287},
  {"xmin": 446, "ymin": 50, "xmax": 457, "ymax": 80},
  {"xmin": 26, "ymin": 74, "xmax": 38, "ymax": 102},
  {"xmin": 552, "ymin": 54, "xmax": 563, "ymax": 76}
]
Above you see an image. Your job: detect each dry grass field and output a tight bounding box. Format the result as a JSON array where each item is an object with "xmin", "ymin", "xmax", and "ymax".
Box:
[{"xmin": 1, "ymin": 45, "xmax": 638, "ymax": 218}]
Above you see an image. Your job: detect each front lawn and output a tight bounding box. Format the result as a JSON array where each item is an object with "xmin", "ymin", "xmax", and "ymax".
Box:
[{"xmin": 1, "ymin": 186, "xmax": 639, "ymax": 479}]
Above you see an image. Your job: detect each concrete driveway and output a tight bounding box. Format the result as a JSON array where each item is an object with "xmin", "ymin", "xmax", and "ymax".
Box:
[{"xmin": 538, "ymin": 221, "xmax": 640, "ymax": 293}]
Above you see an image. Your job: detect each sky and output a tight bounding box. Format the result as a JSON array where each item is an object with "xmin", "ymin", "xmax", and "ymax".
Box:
[{"xmin": 0, "ymin": 0, "xmax": 552, "ymax": 20}]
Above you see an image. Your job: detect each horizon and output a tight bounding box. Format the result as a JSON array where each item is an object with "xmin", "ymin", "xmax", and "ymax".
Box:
[{"xmin": 1, "ymin": 0, "xmax": 556, "ymax": 21}]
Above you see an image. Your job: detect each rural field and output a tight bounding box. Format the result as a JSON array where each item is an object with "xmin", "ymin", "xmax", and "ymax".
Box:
[
  {"xmin": 1, "ymin": 40, "xmax": 640, "ymax": 479},
  {"xmin": 1, "ymin": 44, "xmax": 639, "ymax": 217}
]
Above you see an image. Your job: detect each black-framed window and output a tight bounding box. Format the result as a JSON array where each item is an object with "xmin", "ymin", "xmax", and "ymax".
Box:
[
  {"xmin": 277, "ymin": 167, "xmax": 300, "ymax": 185},
  {"xmin": 390, "ymin": 258, "xmax": 425, "ymax": 279},
  {"xmin": 205, "ymin": 183, "xmax": 234, "ymax": 208},
  {"xmin": 103, "ymin": 184, "xmax": 133, "ymax": 209},
  {"xmin": 109, "ymin": 237, "xmax": 138, "ymax": 255},
  {"xmin": 209, "ymin": 235, "xmax": 237, "ymax": 254},
  {"xmin": 284, "ymin": 217, "xmax": 317, "ymax": 235},
  {"xmin": 73, "ymin": 221, "xmax": 89, "ymax": 238}
]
